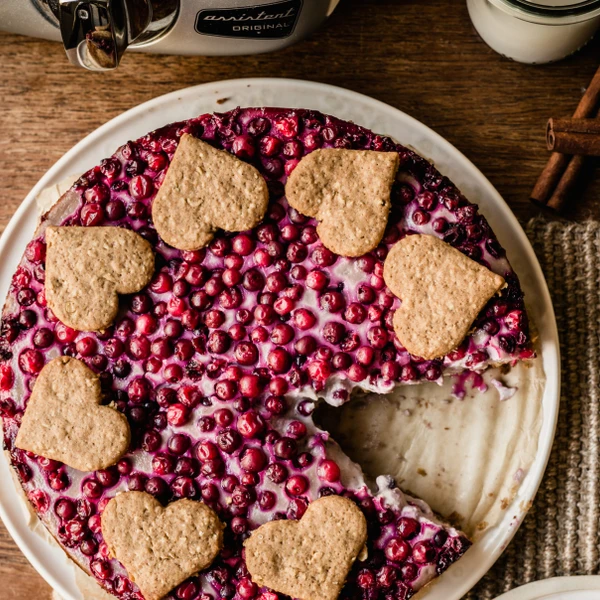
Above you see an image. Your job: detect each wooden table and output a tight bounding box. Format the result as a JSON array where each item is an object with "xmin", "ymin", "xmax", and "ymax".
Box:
[{"xmin": 0, "ymin": 0, "xmax": 598, "ymax": 597}]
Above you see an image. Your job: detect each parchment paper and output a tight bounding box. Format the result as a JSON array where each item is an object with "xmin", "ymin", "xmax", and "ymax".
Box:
[{"xmin": 316, "ymin": 354, "xmax": 545, "ymax": 539}]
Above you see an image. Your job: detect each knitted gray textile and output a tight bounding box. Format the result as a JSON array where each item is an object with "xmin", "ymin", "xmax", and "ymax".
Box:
[{"xmin": 465, "ymin": 219, "xmax": 600, "ymax": 599}]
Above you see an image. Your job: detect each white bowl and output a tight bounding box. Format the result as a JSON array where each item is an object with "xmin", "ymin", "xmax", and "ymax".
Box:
[
  {"xmin": 0, "ymin": 78, "xmax": 560, "ymax": 600},
  {"xmin": 494, "ymin": 576, "xmax": 600, "ymax": 599}
]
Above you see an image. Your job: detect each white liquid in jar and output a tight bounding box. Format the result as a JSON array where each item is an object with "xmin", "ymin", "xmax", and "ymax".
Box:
[{"xmin": 467, "ymin": 0, "xmax": 600, "ymax": 64}]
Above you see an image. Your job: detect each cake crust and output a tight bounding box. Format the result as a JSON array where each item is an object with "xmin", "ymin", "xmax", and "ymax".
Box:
[
  {"xmin": 384, "ymin": 234, "xmax": 505, "ymax": 359},
  {"xmin": 102, "ymin": 492, "xmax": 224, "ymax": 600},
  {"xmin": 152, "ymin": 134, "xmax": 269, "ymax": 251},
  {"xmin": 45, "ymin": 226, "xmax": 154, "ymax": 332},
  {"xmin": 245, "ymin": 496, "xmax": 367, "ymax": 600},
  {"xmin": 15, "ymin": 356, "xmax": 130, "ymax": 472},
  {"xmin": 285, "ymin": 148, "xmax": 399, "ymax": 257}
]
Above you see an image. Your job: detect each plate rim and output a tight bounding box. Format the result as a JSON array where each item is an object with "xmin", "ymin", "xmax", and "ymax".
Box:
[
  {"xmin": 494, "ymin": 576, "xmax": 600, "ymax": 599},
  {"xmin": 0, "ymin": 77, "xmax": 560, "ymax": 600}
]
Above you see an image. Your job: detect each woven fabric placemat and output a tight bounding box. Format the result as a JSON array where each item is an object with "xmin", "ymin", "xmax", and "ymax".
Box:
[{"xmin": 465, "ymin": 218, "xmax": 600, "ymax": 598}]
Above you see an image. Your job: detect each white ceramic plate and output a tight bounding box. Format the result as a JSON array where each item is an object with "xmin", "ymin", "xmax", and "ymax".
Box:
[
  {"xmin": 494, "ymin": 576, "xmax": 600, "ymax": 600},
  {"xmin": 0, "ymin": 78, "xmax": 560, "ymax": 600}
]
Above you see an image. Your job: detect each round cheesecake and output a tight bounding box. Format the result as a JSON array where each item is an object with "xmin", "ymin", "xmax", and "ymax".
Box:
[{"xmin": 0, "ymin": 107, "xmax": 533, "ymax": 600}]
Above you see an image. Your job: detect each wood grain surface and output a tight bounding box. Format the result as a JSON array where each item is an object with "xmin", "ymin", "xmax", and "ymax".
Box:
[{"xmin": 0, "ymin": 0, "xmax": 599, "ymax": 597}]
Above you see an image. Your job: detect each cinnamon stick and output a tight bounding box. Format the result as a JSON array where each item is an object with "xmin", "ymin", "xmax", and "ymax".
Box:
[
  {"xmin": 530, "ymin": 153, "xmax": 571, "ymax": 207},
  {"xmin": 546, "ymin": 118, "xmax": 600, "ymax": 155},
  {"xmin": 547, "ymin": 155, "xmax": 586, "ymax": 213},
  {"xmin": 530, "ymin": 64, "xmax": 600, "ymax": 210},
  {"xmin": 548, "ymin": 117, "xmax": 600, "ymax": 135}
]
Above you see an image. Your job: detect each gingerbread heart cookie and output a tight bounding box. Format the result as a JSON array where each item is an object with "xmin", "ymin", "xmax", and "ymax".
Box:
[
  {"xmin": 383, "ymin": 234, "xmax": 505, "ymax": 360},
  {"xmin": 15, "ymin": 357, "xmax": 130, "ymax": 471},
  {"xmin": 152, "ymin": 134, "xmax": 269, "ymax": 251},
  {"xmin": 285, "ymin": 148, "xmax": 399, "ymax": 257},
  {"xmin": 45, "ymin": 226, "xmax": 154, "ymax": 332},
  {"xmin": 102, "ymin": 491, "xmax": 224, "ymax": 600},
  {"xmin": 244, "ymin": 495, "xmax": 367, "ymax": 600}
]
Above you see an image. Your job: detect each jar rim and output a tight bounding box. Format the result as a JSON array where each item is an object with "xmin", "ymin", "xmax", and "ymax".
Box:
[{"xmin": 489, "ymin": 0, "xmax": 600, "ymax": 23}]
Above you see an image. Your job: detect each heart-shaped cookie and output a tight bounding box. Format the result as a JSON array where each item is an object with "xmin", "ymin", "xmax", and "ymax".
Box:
[
  {"xmin": 45, "ymin": 226, "xmax": 154, "ymax": 332},
  {"xmin": 244, "ymin": 495, "xmax": 367, "ymax": 600},
  {"xmin": 285, "ymin": 148, "xmax": 399, "ymax": 257},
  {"xmin": 383, "ymin": 234, "xmax": 505, "ymax": 360},
  {"xmin": 102, "ymin": 491, "xmax": 224, "ymax": 600},
  {"xmin": 15, "ymin": 357, "xmax": 130, "ymax": 471},
  {"xmin": 152, "ymin": 134, "xmax": 269, "ymax": 251}
]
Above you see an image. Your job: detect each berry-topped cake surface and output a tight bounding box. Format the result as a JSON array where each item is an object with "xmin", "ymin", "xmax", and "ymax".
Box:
[{"xmin": 0, "ymin": 106, "xmax": 534, "ymax": 600}]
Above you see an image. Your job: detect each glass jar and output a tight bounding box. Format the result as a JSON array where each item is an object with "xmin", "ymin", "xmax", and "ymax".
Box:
[{"xmin": 467, "ymin": 0, "xmax": 600, "ymax": 64}]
